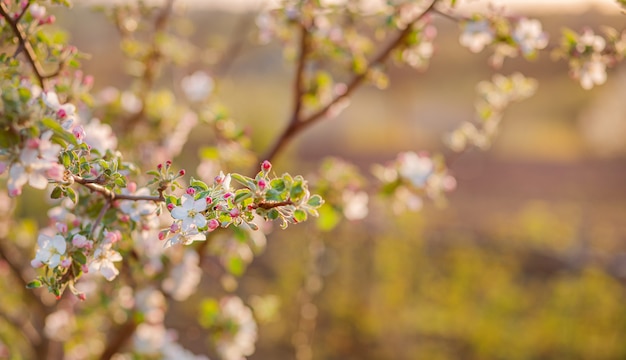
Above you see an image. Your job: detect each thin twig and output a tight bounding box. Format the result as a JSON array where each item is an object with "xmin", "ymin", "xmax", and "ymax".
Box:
[
  {"xmin": 255, "ymin": 200, "xmax": 294, "ymax": 210},
  {"xmin": 73, "ymin": 175, "xmax": 164, "ymax": 202},
  {"xmin": 262, "ymin": 0, "xmax": 440, "ymax": 161},
  {"xmin": 90, "ymin": 201, "xmax": 112, "ymax": 238},
  {"xmin": 0, "ymin": 3, "xmax": 48, "ymax": 89}
]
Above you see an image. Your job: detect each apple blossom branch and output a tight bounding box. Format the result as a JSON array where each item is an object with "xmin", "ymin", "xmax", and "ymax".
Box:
[
  {"xmin": 72, "ymin": 175, "xmax": 165, "ymax": 202},
  {"xmin": 262, "ymin": 0, "xmax": 440, "ymax": 162},
  {"xmin": 0, "ymin": 2, "xmax": 49, "ymax": 89}
]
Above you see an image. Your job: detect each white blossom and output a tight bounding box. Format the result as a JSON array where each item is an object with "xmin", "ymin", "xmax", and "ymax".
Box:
[
  {"xmin": 164, "ymin": 227, "xmax": 206, "ymax": 248},
  {"xmin": 513, "ymin": 18, "xmax": 548, "ymax": 56},
  {"xmin": 83, "ymin": 118, "xmax": 118, "ymax": 154},
  {"xmin": 89, "ymin": 243, "xmax": 123, "ymax": 281},
  {"xmin": 460, "ymin": 20, "xmax": 494, "ymax": 53},
  {"xmin": 397, "ymin": 152, "xmax": 434, "ymax": 188},
  {"xmin": 577, "ymin": 55, "xmax": 607, "ymax": 90},
  {"xmin": 171, "ymin": 194, "xmax": 208, "ymax": 230},
  {"xmin": 33, "ymin": 233, "xmax": 67, "ymax": 268}
]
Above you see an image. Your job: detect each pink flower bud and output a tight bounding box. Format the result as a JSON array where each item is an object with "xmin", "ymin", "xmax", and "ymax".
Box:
[
  {"xmin": 57, "ymin": 108, "xmax": 67, "ymax": 119},
  {"xmin": 72, "ymin": 125, "xmax": 85, "ymax": 141},
  {"xmin": 9, "ymin": 187, "xmax": 22, "ymax": 197},
  {"xmin": 61, "ymin": 258, "xmax": 72, "ymax": 268},
  {"xmin": 170, "ymin": 222, "xmax": 180, "ymax": 232},
  {"xmin": 56, "ymin": 222, "xmax": 68, "ymax": 234},
  {"xmin": 165, "ymin": 160, "xmax": 172, "ymax": 167},
  {"xmin": 26, "ymin": 138, "xmax": 40, "ymax": 149},
  {"xmin": 167, "ymin": 203, "xmax": 175, "ymax": 211},
  {"xmin": 81, "ymin": 264, "xmax": 89, "ymax": 273},
  {"xmin": 104, "ymin": 230, "xmax": 121, "ymax": 244},
  {"xmin": 72, "ymin": 234, "xmax": 88, "ymax": 248},
  {"xmin": 77, "ymin": 293, "xmax": 87, "ymax": 301},
  {"xmin": 261, "ymin": 160, "xmax": 272, "ymax": 172},
  {"xmin": 157, "ymin": 163, "xmax": 163, "ymax": 170},
  {"xmin": 119, "ymin": 214, "xmax": 130, "ymax": 222},
  {"xmin": 186, "ymin": 187, "xmax": 196, "ymax": 196},
  {"xmin": 230, "ymin": 208, "xmax": 240, "ymax": 218},
  {"xmin": 127, "ymin": 182, "xmax": 137, "ymax": 193},
  {"xmin": 158, "ymin": 230, "xmax": 168, "ymax": 240},
  {"xmin": 258, "ymin": 179, "xmax": 267, "ymax": 190},
  {"xmin": 206, "ymin": 196, "xmax": 213, "ymax": 205},
  {"xmin": 178, "ymin": 169, "xmax": 185, "ymax": 176},
  {"xmin": 223, "ymin": 192, "xmax": 232, "ymax": 199},
  {"xmin": 208, "ymin": 219, "xmax": 219, "ymax": 231}
]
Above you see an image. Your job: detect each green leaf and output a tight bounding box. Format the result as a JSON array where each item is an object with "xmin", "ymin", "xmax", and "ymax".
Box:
[
  {"xmin": 267, "ymin": 209, "xmax": 279, "ymax": 220},
  {"xmin": 234, "ymin": 189, "xmax": 252, "ymax": 203},
  {"xmin": 190, "ymin": 177, "xmax": 209, "ymax": 191},
  {"xmin": 270, "ymin": 178, "xmax": 285, "ymax": 192},
  {"xmin": 41, "ymin": 117, "xmax": 77, "ymax": 147},
  {"xmin": 66, "ymin": 187, "xmax": 78, "ymax": 203},
  {"xmin": 265, "ymin": 189, "xmax": 284, "ymax": 202},
  {"xmin": 73, "ymin": 251, "xmax": 87, "ymax": 265},
  {"xmin": 231, "ymin": 173, "xmax": 255, "ymax": 189},
  {"xmin": 307, "ymin": 195, "xmax": 323, "ymax": 208},
  {"xmin": 51, "ymin": 186, "xmax": 63, "ymax": 199},
  {"xmin": 293, "ymin": 209, "xmax": 307, "ymax": 223},
  {"xmin": 26, "ymin": 280, "xmax": 42, "ymax": 289}
]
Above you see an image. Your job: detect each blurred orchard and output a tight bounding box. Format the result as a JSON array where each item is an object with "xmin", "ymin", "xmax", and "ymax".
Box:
[{"xmin": 1, "ymin": 0, "xmax": 626, "ymax": 359}]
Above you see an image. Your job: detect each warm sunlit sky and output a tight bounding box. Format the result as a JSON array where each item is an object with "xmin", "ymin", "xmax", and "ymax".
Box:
[{"xmin": 79, "ymin": 0, "xmax": 622, "ymax": 13}]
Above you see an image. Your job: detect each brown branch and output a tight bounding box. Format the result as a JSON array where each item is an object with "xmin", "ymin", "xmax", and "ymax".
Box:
[
  {"xmin": 262, "ymin": 0, "xmax": 440, "ymax": 162},
  {"xmin": 255, "ymin": 200, "xmax": 294, "ymax": 210},
  {"xmin": 72, "ymin": 175, "xmax": 164, "ymax": 202},
  {"xmin": 98, "ymin": 317, "xmax": 138, "ymax": 360},
  {"xmin": 0, "ymin": 2, "xmax": 48, "ymax": 89}
]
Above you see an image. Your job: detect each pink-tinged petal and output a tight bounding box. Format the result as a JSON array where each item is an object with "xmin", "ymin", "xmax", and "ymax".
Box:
[
  {"xmin": 9, "ymin": 164, "xmax": 28, "ymax": 189},
  {"xmin": 171, "ymin": 206, "xmax": 187, "ymax": 220},
  {"xmin": 29, "ymin": 172, "xmax": 49, "ymax": 189},
  {"xmin": 100, "ymin": 264, "xmax": 119, "ymax": 281}
]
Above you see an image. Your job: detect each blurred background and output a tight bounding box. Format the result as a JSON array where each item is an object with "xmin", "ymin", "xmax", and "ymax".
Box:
[{"xmin": 28, "ymin": 1, "xmax": 626, "ymax": 359}]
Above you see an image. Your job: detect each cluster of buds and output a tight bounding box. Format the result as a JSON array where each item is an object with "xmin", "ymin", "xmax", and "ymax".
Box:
[{"xmin": 159, "ymin": 160, "xmax": 323, "ymax": 248}]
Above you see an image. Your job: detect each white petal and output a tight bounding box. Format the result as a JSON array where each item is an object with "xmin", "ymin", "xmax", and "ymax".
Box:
[{"xmin": 171, "ymin": 206, "xmax": 187, "ymax": 220}]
